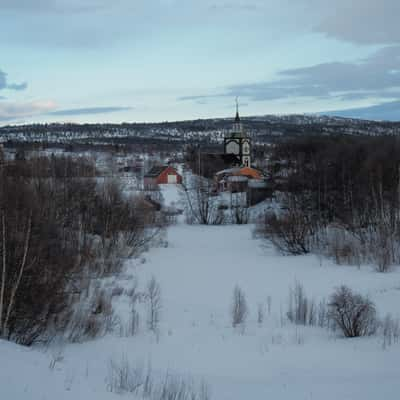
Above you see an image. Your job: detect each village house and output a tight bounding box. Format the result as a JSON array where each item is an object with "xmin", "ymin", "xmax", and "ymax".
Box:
[
  {"xmin": 214, "ymin": 166, "xmax": 271, "ymax": 206},
  {"xmin": 214, "ymin": 166, "xmax": 263, "ymax": 192},
  {"xmin": 144, "ymin": 165, "xmax": 182, "ymax": 190}
]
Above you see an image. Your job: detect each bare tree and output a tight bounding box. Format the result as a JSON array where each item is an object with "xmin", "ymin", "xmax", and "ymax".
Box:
[
  {"xmin": 231, "ymin": 285, "xmax": 248, "ymax": 328},
  {"xmin": 183, "ymin": 175, "xmax": 224, "ymax": 225},
  {"xmin": 230, "ymin": 192, "xmax": 249, "ymax": 225},
  {"xmin": 257, "ymin": 303, "xmax": 265, "ymax": 325},
  {"xmin": 147, "ymin": 277, "xmax": 161, "ymax": 333},
  {"xmin": 0, "ymin": 212, "xmax": 6, "ymax": 334},
  {"xmin": 126, "ymin": 280, "xmax": 140, "ymax": 336},
  {"xmin": 1, "ymin": 212, "xmax": 32, "ymax": 338},
  {"xmin": 0, "ymin": 153, "xmax": 164, "ymax": 345},
  {"xmin": 259, "ymin": 194, "xmax": 314, "ymax": 255}
]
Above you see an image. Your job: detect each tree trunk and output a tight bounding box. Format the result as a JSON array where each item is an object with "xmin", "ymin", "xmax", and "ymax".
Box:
[
  {"xmin": 0, "ymin": 212, "xmax": 6, "ymax": 333},
  {"xmin": 3, "ymin": 213, "xmax": 32, "ymax": 337}
]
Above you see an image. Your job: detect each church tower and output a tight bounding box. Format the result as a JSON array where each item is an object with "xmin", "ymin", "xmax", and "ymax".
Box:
[{"xmin": 224, "ymin": 99, "xmax": 251, "ymax": 167}]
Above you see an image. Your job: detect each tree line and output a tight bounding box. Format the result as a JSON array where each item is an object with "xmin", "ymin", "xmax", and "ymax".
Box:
[
  {"xmin": 0, "ymin": 151, "xmax": 165, "ymax": 345},
  {"xmin": 260, "ymin": 135, "xmax": 400, "ymax": 271}
]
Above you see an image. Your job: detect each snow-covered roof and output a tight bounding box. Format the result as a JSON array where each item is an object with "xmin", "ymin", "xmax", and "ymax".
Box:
[
  {"xmin": 248, "ymin": 179, "xmax": 268, "ymax": 188},
  {"xmin": 215, "ymin": 167, "xmax": 242, "ymax": 176},
  {"xmin": 227, "ymin": 175, "xmax": 248, "ymax": 182}
]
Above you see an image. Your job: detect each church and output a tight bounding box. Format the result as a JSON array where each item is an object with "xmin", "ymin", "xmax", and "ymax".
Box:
[
  {"xmin": 192, "ymin": 102, "xmax": 254, "ymax": 178},
  {"xmin": 224, "ymin": 100, "xmax": 251, "ymax": 167}
]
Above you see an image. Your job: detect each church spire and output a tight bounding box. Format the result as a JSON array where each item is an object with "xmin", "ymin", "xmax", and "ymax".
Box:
[
  {"xmin": 232, "ymin": 97, "xmax": 243, "ymax": 135},
  {"xmin": 235, "ymin": 97, "xmax": 240, "ymax": 122}
]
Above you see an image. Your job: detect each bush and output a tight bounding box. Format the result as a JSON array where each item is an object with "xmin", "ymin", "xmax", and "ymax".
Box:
[
  {"xmin": 106, "ymin": 357, "xmax": 211, "ymax": 400},
  {"xmin": 259, "ymin": 206, "xmax": 313, "ymax": 255},
  {"xmin": 321, "ymin": 223, "xmax": 399, "ymax": 272},
  {"xmin": 328, "ymin": 285, "xmax": 377, "ymax": 337},
  {"xmin": 287, "ymin": 282, "xmax": 314, "ymax": 325},
  {"xmin": 107, "ymin": 356, "xmax": 147, "ymax": 394},
  {"xmin": 381, "ymin": 314, "xmax": 400, "ymax": 349},
  {"xmin": 286, "ymin": 282, "xmax": 328, "ymax": 327},
  {"xmin": 67, "ymin": 287, "xmax": 116, "ymax": 342}
]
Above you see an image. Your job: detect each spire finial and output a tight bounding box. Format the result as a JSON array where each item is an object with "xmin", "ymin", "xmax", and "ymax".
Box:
[{"xmin": 235, "ymin": 97, "xmax": 240, "ymax": 122}]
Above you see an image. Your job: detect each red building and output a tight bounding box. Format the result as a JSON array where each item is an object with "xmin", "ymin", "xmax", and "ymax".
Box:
[{"xmin": 144, "ymin": 165, "xmax": 182, "ymax": 190}]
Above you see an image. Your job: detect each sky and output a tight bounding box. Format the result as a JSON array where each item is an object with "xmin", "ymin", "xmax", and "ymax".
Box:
[{"xmin": 0, "ymin": 0, "xmax": 399, "ymax": 124}]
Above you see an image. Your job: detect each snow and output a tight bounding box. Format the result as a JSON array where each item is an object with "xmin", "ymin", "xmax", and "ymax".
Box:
[
  {"xmin": 1, "ymin": 185, "xmax": 400, "ymax": 399},
  {"xmin": 215, "ymin": 167, "xmax": 242, "ymax": 175},
  {"xmin": 227, "ymin": 175, "xmax": 248, "ymax": 182},
  {"xmin": 159, "ymin": 184, "xmax": 184, "ymax": 207}
]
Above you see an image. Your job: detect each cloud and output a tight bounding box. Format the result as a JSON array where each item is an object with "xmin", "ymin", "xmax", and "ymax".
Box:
[
  {"xmin": 0, "ymin": 0, "xmax": 108, "ymax": 14},
  {"xmin": 180, "ymin": 45, "xmax": 400, "ymax": 103},
  {"xmin": 0, "ymin": 100, "xmax": 56, "ymax": 121},
  {"xmin": 0, "ymin": 102, "xmax": 132, "ymax": 122},
  {"xmin": 0, "ymin": 1, "xmax": 304, "ymax": 49},
  {"xmin": 48, "ymin": 106, "xmax": 132, "ymax": 116},
  {"xmin": 177, "ymin": 95, "xmax": 222, "ymax": 103},
  {"xmin": 207, "ymin": 0, "xmax": 400, "ymax": 45},
  {"xmin": 323, "ymin": 100, "xmax": 400, "ymax": 121},
  {"xmin": 1, "ymin": 0, "xmax": 264, "ymax": 14},
  {"xmin": 0, "ymin": 69, "xmax": 28, "ymax": 91},
  {"xmin": 0, "ymin": 1, "xmax": 140, "ymax": 48},
  {"xmin": 6, "ymin": 82, "xmax": 28, "ymax": 91},
  {"xmin": 313, "ymin": 0, "xmax": 400, "ymax": 45},
  {"xmin": 177, "ymin": 95, "xmax": 212, "ymax": 101},
  {"xmin": 2, "ymin": 1, "xmax": 398, "ymax": 50},
  {"xmin": 208, "ymin": 2, "xmax": 262, "ymax": 11}
]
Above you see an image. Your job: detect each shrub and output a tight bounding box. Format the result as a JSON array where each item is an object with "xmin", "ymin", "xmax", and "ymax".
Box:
[
  {"xmin": 286, "ymin": 282, "xmax": 330, "ymax": 329},
  {"xmin": 107, "ymin": 356, "xmax": 146, "ymax": 394},
  {"xmin": 381, "ymin": 314, "xmax": 400, "ymax": 349},
  {"xmin": 321, "ymin": 224, "xmax": 399, "ymax": 272},
  {"xmin": 287, "ymin": 281, "xmax": 314, "ymax": 325},
  {"xmin": 328, "ymin": 285, "xmax": 377, "ymax": 337},
  {"xmin": 260, "ymin": 207, "xmax": 313, "ymax": 255},
  {"xmin": 106, "ymin": 357, "xmax": 211, "ymax": 400},
  {"xmin": 67, "ymin": 287, "xmax": 116, "ymax": 342}
]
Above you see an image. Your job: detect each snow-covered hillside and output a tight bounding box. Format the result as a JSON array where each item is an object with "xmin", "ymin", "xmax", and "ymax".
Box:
[{"xmin": 1, "ymin": 185, "xmax": 400, "ymax": 400}]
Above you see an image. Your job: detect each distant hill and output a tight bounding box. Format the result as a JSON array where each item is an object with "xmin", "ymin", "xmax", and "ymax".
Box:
[{"xmin": 1, "ymin": 113, "xmax": 400, "ymax": 146}]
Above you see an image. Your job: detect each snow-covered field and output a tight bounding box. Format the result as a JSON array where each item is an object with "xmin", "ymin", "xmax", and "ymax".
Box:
[{"xmin": 1, "ymin": 184, "xmax": 400, "ymax": 400}]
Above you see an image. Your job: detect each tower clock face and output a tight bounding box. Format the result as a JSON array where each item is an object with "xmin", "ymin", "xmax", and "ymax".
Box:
[{"xmin": 226, "ymin": 140, "xmax": 240, "ymax": 155}]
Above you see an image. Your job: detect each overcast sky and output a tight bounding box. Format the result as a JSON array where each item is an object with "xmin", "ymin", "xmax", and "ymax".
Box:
[{"xmin": 0, "ymin": 0, "xmax": 399, "ymax": 124}]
